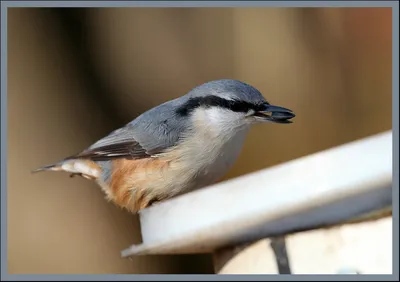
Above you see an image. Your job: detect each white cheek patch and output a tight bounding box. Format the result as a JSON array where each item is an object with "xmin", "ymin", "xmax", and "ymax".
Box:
[
  {"xmin": 192, "ymin": 107, "xmax": 244, "ymax": 132},
  {"xmin": 205, "ymin": 108, "xmax": 230, "ymax": 124},
  {"xmin": 206, "ymin": 108, "xmax": 243, "ymax": 127}
]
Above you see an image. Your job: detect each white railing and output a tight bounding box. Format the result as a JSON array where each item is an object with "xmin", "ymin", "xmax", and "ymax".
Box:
[{"xmin": 121, "ymin": 131, "xmax": 392, "ymax": 258}]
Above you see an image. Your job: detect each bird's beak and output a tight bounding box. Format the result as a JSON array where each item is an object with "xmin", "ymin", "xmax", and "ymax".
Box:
[{"xmin": 254, "ymin": 103, "xmax": 296, "ymax": 124}]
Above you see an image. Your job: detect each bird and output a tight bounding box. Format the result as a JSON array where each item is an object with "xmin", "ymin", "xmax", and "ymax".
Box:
[{"xmin": 32, "ymin": 79, "xmax": 295, "ymax": 214}]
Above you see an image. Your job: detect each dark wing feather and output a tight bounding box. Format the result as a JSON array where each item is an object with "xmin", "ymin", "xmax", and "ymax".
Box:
[
  {"xmin": 64, "ymin": 125, "xmax": 164, "ymax": 162},
  {"xmin": 70, "ymin": 140, "xmax": 150, "ymax": 161},
  {"xmin": 64, "ymin": 98, "xmax": 189, "ymax": 162}
]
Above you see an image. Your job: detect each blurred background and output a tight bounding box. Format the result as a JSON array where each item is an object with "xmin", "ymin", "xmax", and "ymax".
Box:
[{"xmin": 8, "ymin": 7, "xmax": 392, "ymax": 274}]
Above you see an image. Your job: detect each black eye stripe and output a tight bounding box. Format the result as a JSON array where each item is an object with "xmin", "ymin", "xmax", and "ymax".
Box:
[{"xmin": 176, "ymin": 95, "xmax": 267, "ymax": 116}]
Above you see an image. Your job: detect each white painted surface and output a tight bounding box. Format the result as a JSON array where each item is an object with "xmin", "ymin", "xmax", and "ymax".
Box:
[
  {"xmin": 217, "ymin": 217, "xmax": 392, "ymax": 275},
  {"xmin": 121, "ymin": 131, "xmax": 392, "ymax": 257}
]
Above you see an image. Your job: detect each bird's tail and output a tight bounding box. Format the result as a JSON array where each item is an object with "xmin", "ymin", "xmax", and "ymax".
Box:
[
  {"xmin": 31, "ymin": 162, "xmax": 64, "ymax": 173},
  {"xmin": 31, "ymin": 159, "xmax": 101, "ymax": 180}
]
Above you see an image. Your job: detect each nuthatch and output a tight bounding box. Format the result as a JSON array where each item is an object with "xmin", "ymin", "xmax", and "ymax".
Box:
[{"xmin": 32, "ymin": 79, "xmax": 295, "ymax": 213}]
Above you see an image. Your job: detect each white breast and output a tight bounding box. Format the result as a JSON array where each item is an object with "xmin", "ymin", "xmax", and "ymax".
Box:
[{"xmin": 170, "ymin": 107, "xmax": 251, "ymax": 192}]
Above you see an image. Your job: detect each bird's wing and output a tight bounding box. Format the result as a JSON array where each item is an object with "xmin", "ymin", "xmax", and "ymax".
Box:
[
  {"xmin": 71, "ymin": 139, "xmax": 150, "ymax": 161},
  {"xmin": 66, "ymin": 101, "xmax": 188, "ymax": 162},
  {"xmin": 66, "ymin": 125, "xmax": 165, "ymax": 162}
]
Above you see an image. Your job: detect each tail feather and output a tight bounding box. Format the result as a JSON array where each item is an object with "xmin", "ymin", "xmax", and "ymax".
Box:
[
  {"xmin": 31, "ymin": 159, "xmax": 101, "ymax": 180},
  {"xmin": 31, "ymin": 163, "xmax": 63, "ymax": 173}
]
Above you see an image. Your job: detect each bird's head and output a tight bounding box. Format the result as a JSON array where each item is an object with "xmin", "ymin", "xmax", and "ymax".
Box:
[{"xmin": 175, "ymin": 79, "xmax": 295, "ymax": 133}]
